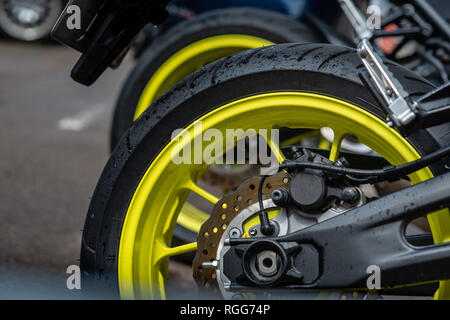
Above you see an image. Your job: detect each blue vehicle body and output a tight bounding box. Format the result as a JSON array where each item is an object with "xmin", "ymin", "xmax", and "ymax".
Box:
[
  {"xmin": 133, "ymin": 0, "xmax": 344, "ymax": 57},
  {"xmin": 169, "ymin": 0, "xmax": 340, "ymax": 22}
]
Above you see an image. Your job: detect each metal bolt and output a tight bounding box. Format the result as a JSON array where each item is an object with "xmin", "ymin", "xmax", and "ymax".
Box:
[
  {"xmin": 402, "ymin": 4, "xmax": 414, "ymax": 16},
  {"xmin": 358, "ymin": 47, "xmax": 368, "ymax": 59},
  {"xmin": 202, "ymin": 260, "xmax": 219, "ymax": 269},
  {"xmin": 341, "ymin": 187, "xmax": 360, "ymax": 204},
  {"xmin": 271, "ymin": 188, "xmax": 289, "ymax": 206},
  {"xmin": 334, "ymin": 157, "xmax": 349, "ymax": 168},
  {"xmin": 229, "ymin": 227, "xmax": 241, "ymax": 238},
  {"xmin": 386, "ymin": 87, "xmax": 393, "ymax": 97},
  {"xmin": 291, "ymin": 146, "xmax": 303, "ymax": 160},
  {"xmin": 249, "ymin": 229, "xmax": 258, "ymax": 237}
]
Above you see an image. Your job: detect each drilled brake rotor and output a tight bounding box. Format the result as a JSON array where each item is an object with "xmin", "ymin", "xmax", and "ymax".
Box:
[
  {"xmin": 200, "ymin": 164, "xmax": 260, "ymax": 190},
  {"xmin": 193, "ymin": 172, "xmax": 290, "ymax": 288}
]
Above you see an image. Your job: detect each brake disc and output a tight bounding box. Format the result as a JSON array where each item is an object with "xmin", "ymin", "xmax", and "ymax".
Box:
[
  {"xmin": 200, "ymin": 164, "xmax": 260, "ymax": 190},
  {"xmin": 193, "ymin": 173, "xmax": 290, "ymax": 289}
]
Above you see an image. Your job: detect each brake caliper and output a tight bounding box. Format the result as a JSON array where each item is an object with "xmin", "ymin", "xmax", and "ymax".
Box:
[{"xmin": 193, "ymin": 151, "xmax": 366, "ymax": 298}]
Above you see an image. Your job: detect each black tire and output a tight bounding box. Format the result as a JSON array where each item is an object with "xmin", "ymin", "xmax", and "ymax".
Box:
[
  {"xmin": 82, "ymin": 43, "xmax": 450, "ymax": 298},
  {"xmin": 0, "ymin": 0, "xmax": 64, "ymax": 41},
  {"xmin": 110, "ymin": 7, "xmax": 322, "ymax": 150}
]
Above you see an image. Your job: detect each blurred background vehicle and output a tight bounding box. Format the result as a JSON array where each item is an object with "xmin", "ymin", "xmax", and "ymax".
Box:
[
  {"xmin": 133, "ymin": 0, "xmax": 340, "ymax": 56},
  {"xmin": 0, "ymin": 0, "xmax": 67, "ymax": 41}
]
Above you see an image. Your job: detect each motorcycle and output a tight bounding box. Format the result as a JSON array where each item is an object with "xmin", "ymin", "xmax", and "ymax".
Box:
[{"xmin": 53, "ymin": 0, "xmax": 450, "ymax": 299}]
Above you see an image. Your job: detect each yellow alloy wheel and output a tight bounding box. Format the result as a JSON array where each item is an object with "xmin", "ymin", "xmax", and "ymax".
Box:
[{"xmin": 117, "ymin": 92, "xmax": 450, "ymax": 299}]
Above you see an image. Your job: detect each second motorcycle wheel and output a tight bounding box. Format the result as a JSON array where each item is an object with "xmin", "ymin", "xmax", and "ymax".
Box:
[{"xmin": 111, "ymin": 7, "xmax": 323, "ymax": 148}]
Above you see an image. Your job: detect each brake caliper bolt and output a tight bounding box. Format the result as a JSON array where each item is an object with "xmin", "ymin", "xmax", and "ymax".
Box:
[
  {"xmin": 249, "ymin": 229, "xmax": 258, "ymax": 237},
  {"xmin": 333, "ymin": 157, "xmax": 349, "ymax": 168},
  {"xmin": 271, "ymin": 188, "xmax": 290, "ymax": 206},
  {"xmin": 229, "ymin": 227, "xmax": 241, "ymax": 238}
]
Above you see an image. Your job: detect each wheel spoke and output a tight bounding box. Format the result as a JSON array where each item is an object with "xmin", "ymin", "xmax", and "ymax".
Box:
[
  {"xmin": 329, "ymin": 130, "xmax": 346, "ymax": 162},
  {"xmin": 154, "ymin": 240, "xmax": 198, "ymax": 265},
  {"xmin": 318, "ymin": 136, "xmax": 331, "ymax": 150},
  {"xmin": 185, "ymin": 180, "xmax": 219, "ymax": 204},
  {"xmin": 177, "ymin": 202, "xmax": 209, "ymax": 233},
  {"xmin": 266, "ymin": 131, "xmax": 286, "ymax": 164}
]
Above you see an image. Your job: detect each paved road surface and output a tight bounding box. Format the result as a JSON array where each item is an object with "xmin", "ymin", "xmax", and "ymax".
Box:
[{"xmin": 0, "ymin": 40, "xmax": 134, "ymax": 298}]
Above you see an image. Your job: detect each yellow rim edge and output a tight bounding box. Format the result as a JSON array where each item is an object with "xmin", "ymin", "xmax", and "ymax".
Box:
[
  {"xmin": 134, "ymin": 34, "xmax": 275, "ymax": 120},
  {"xmin": 119, "ymin": 92, "xmax": 450, "ymax": 299}
]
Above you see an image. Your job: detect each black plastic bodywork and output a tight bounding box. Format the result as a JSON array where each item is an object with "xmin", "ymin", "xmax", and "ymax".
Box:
[
  {"xmin": 52, "ymin": 0, "xmax": 170, "ymax": 86},
  {"xmin": 414, "ymin": 82, "xmax": 450, "ymax": 129}
]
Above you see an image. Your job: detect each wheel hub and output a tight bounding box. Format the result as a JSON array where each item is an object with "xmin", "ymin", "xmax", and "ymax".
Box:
[{"xmin": 4, "ymin": 0, "xmax": 50, "ymax": 27}]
